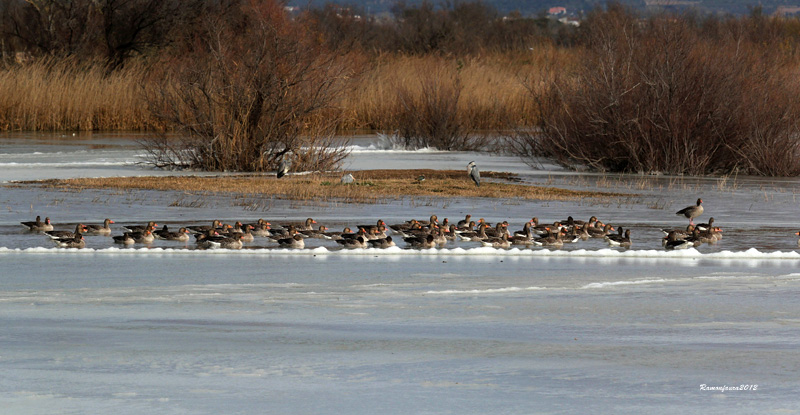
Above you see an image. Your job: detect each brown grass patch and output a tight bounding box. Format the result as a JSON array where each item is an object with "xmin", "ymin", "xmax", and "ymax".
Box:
[{"xmin": 15, "ymin": 169, "xmax": 627, "ymax": 204}]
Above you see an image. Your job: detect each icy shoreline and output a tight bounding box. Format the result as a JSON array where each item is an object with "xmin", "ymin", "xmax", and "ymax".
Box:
[{"xmin": 3, "ymin": 245, "xmax": 800, "ymax": 260}]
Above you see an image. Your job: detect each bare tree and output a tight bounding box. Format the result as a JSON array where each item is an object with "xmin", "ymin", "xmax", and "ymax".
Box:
[
  {"xmin": 1, "ymin": 0, "xmax": 197, "ymax": 70},
  {"xmin": 142, "ymin": 0, "xmax": 356, "ymax": 173},
  {"xmin": 513, "ymin": 4, "xmax": 800, "ymax": 176}
]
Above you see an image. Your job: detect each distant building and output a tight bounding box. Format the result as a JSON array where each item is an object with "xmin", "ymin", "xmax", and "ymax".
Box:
[
  {"xmin": 548, "ymin": 7, "xmax": 567, "ymax": 16},
  {"xmin": 775, "ymin": 6, "xmax": 800, "ymax": 16},
  {"xmin": 558, "ymin": 17, "xmax": 580, "ymax": 27}
]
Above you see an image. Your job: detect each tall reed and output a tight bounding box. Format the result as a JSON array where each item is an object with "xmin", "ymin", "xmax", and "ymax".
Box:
[
  {"xmin": 338, "ymin": 49, "xmax": 576, "ymax": 133},
  {"xmin": 0, "ymin": 50, "xmax": 574, "ymax": 136},
  {"xmin": 0, "ymin": 58, "xmax": 154, "ymax": 131}
]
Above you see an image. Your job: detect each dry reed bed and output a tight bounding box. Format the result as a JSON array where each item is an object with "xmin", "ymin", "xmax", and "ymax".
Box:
[
  {"xmin": 0, "ymin": 59, "xmax": 154, "ymax": 131},
  {"xmin": 22, "ymin": 169, "xmax": 625, "ymax": 203},
  {"xmin": 0, "ymin": 50, "xmax": 574, "ymax": 132},
  {"xmin": 340, "ymin": 50, "xmax": 576, "ymax": 131}
]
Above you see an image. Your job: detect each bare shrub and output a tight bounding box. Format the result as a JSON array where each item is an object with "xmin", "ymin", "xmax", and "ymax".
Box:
[
  {"xmin": 514, "ymin": 4, "xmax": 800, "ymax": 176},
  {"xmin": 141, "ymin": 0, "xmax": 356, "ymax": 173}
]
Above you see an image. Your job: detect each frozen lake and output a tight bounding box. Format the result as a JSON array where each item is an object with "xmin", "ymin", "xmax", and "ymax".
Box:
[{"xmin": 2, "ymin": 133, "xmax": 800, "ymax": 414}]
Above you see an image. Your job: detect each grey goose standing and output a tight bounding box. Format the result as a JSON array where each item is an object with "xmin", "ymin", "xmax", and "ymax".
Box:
[{"xmin": 676, "ymin": 198, "xmax": 704, "ymax": 225}]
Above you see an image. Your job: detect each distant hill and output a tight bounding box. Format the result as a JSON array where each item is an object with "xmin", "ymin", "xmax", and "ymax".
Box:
[{"xmin": 287, "ymin": 0, "xmax": 800, "ymax": 18}]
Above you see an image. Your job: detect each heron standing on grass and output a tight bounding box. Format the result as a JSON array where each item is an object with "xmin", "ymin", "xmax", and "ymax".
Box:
[
  {"xmin": 467, "ymin": 161, "xmax": 480, "ymax": 187},
  {"xmin": 277, "ymin": 159, "xmax": 290, "ymax": 178}
]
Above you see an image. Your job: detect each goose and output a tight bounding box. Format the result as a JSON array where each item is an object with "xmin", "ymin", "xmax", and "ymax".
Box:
[
  {"xmin": 565, "ymin": 215, "xmax": 597, "ymax": 229},
  {"xmin": 129, "ymin": 229, "xmax": 155, "ymax": 244},
  {"xmin": 277, "ymin": 234, "xmax": 304, "ymax": 249},
  {"xmin": 152, "ymin": 224, "xmax": 172, "ymax": 239},
  {"xmin": 664, "ymin": 231, "xmax": 694, "ymax": 250},
  {"xmin": 692, "ymin": 227, "xmax": 719, "ymax": 245},
  {"xmin": 356, "ymin": 219, "xmax": 386, "ymax": 233},
  {"xmin": 117, "ymin": 227, "xmax": 155, "ymax": 244},
  {"xmin": 532, "ymin": 228, "xmax": 564, "ymax": 248},
  {"xmin": 561, "ymin": 226, "xmax": 583, "ymax": 244},
  {"xmin": 456, "ymin": 214, "xmax": 472, "ymax": 228},
  {"xmin": 339, "ymin": 227, "xmax": 369, "ymax": 241},
  {"xmin": 509, "ymin": 223, "xmax": 534, "ymax": 245},
  {"xmin": 574, "ymin": 223, "xmax": 591, "ymax": 241},
  {"xmin": 365, "ymin": 225, "xmax": 388, "ymax": 240},
  {"xmin": 246, "ymin": 218, "xmax": 271, "ymax": 229},
  {"xmin": 513, "ymin": 222, "xmax": 533, "ymax": 238},
  {"xmin": 281, "ymin": 218, "xmax": 316, "ymax": 231},
  {"xmin": 606, "ymin": 229, "xmax": 632, "ymax": 248},
  {"xmin": 112, "ymin": 233, "xmax": 136, "ymax": 245},
  {"xmin": 52, "ymin": 233, "xmax": 85, "ymax": 249},
  {"xmin": 250, "ymin": 222, "xmax": 272, "ymax": 237},
  {"xmin": 481, "ymin": 233, "xmax": 510, "ymax": 248},
  {"xmin": 161, "ymin": 227, "xmax": 191, "ymax": 242},
  {"xmin": 682, "ymin": 228, "xmax": 708, "ymax": 248},
  {"xmin": 454, "ymin": 221, "xmax": 476, "ymax": 235},
  {"xmin": 529, "ymin": 217, "xmax": 553, "ymax": 236},
  {"xmin": 676, "ymin": 198, "xmax": 704, "ymax": 225},
  {"xmin": 443, "ymin": 224, "xmax": 460, "ymax": 241},
  {"xmin": 404, "ymin": 233, "xmax": 436, "ymax": 249},
  {"xmin": 207, "ymin": 234, "xmax": 244, "ymax": 249},
  {"xmin": 660, "ymin": 224, "xmax": 695, "ymax": 239},
  {"xmin": 587, "ymin": 223, "xmax": 614, "ymax": 239},
  {"xmin": 84, "ymin": 219, "xmax": 114, "ymax": 235},
  {"xmin": 300, "ymin": 225, "xmax": 330, "ymax": 239},
  {"xmin": 186, "ymin": 220, "xmax": 222, "ymax": 234},
  {"xmin": 227, "ymin": 222, "xmax": 255, "ymax": 242},
  {"xmin": 213, "ymin": 223, "xmax": 235, "ymax": 235},
  {"xmin": 484, "ymin": 221, "xmax": 510, "ymax": 238},
  {"xmin": 367, "ymin": 236, "xmax": 396, "ymax": 248},
  {"xmin": 21, "ymin": 216, "xmax": 53, "ymax": 232},
  {"xmin": 399, "ymin": 224, "xmax": 435, "ymax": 241},
  {"xmin": 337, "ymin": 235, "xmax": 367, "ymax": 249},
  {"xmin": 694, "ymin": 217, "xmax": 716, "ymax": 232},
  {"xmin": 322, "ymin": 227, "xmax": 354, "ymax": 240},
  {"xmin": 268, "ymin": 225, "xmax": 298, "ymax": 241},
  {"xmin": 457, "ymin": 223, "xmax": 490, "ymax": 242},
  {"xmin": 432, "ymin": 228, "xmax": 448, "ymax": 246},
  {"xmin": 389, "ymin": 219, "xmax": 420, "ymax": 234},
  {"xmin": 709, "ymin": 227, "xmax": 723, "ymax": 242},
  {"xmin": 416, "ymin": 215, "xmax": 439, "ymax": 228},
  {"xmin": 194, "ymin": 229, "xmax": 219, "ymax": 249},
  {"xmin": 45, "ymin": 224, "xmax": 87, "ymax": 240},
  {"xmin": 603, "ymin": 226, "xmax": 624, "ymax": 244},
  {"xmin": 122, "ymin": 221, "xmax": 158, "ymax": 233}
]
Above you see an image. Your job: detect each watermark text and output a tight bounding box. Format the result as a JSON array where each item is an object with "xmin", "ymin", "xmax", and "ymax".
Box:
[{"xmin": 699, "ymin": 384, "xmax": 758, "ymax": 392}]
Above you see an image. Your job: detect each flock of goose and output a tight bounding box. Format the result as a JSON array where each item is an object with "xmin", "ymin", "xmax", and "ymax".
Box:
[{"xmin": 17, "ymin": 198, "xmax": 758, "ymax": 250}]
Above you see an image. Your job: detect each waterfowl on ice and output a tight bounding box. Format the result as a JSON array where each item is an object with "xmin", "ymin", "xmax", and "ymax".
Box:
[{"xmin": 676, "ymin": 198, "xmax": 704, "ymax": 225}]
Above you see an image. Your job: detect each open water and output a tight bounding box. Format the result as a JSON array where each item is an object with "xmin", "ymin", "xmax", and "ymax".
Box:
[{"xmin": 2, "ymin": 133, "xmax": 799, "ymax": 414}]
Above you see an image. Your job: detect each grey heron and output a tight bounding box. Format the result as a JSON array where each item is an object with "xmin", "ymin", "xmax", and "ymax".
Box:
[
  {"xmin": 277, "ymin": 159, "xmax": 290, "ymax": 178},
  {"xmin": 467, "ymin": 161, "xmax": 480, "ymax": 187}
]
